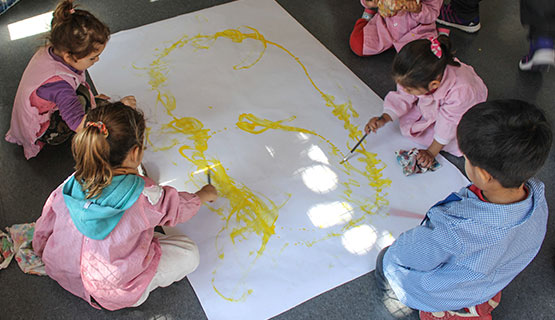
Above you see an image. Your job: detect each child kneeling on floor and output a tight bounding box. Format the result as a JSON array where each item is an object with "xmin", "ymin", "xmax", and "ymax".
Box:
[
  {"xmin": 33, "ymin": 103, "xmax": 218, "ymax": 310},
  {"xmin": 375, "ymin": 99, "xmax": 552, "ymax": 320},
  {"xmin": 5, "ymin": 0, "xmax": 135, "ymax": 159}
]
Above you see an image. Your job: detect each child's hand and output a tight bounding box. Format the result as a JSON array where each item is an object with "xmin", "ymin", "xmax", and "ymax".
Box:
[
  {"xmin": 120, "ymin": 95, "xmax": 137, "ymax": 108},
  {"xmin": 196, "ymin": 184, "xmax": 218, "ymax": 203},
  {"xmin": 365, "ymin": 0, "xmax": 379, "ymax": 8},
  {"xmin": 95, "ymin": 94, "xmax": 111, "ymax": 100},
  {"xmin": 416, "ymin": 149, "xmax": 435, "ymax": 168},
  {"xmin": 418, "ymin": 140, "xmax": 443, "ymax": 168},
  {"xmin": 365, "ymin": 113, "xmax": 391, "ymax": 133},
  {"xmin": 403, "ymin": 1, "xmax": 422, "ymax": 13}
]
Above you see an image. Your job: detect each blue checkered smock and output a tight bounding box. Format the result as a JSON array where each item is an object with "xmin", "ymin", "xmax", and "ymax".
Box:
[{"xmin": 383, "ymin": 178, "xmax": 548, "ymax": 312}]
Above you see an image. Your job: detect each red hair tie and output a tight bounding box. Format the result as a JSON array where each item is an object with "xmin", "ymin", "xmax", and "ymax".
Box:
[
  {"xmin": 429, "ymin": 37, "xmax": 442, "ymax": 59},
  {"xmin": 86, "ymin": 121, "xmax": 109, "ymax": 137}
]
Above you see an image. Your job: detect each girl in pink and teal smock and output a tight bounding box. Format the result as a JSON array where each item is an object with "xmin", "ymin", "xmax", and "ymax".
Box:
[
  {"xmin": 350, "ymin": 0, "xmax": 442, "ymax": 56},
  {"xmin": 365, "ymin": 36, "xmax": 488, "ymax": 168},
  {"xmin": 33, "ymin": 103, "xmax": 218, "ymax": 310},
  {"xmin": 5, "ymin": 0, "xmax": 135, "ymax": 159}
]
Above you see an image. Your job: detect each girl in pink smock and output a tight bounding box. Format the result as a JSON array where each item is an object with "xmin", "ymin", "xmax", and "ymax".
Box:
[
  {"xmin": 350, "ymin": 0, "xmax": 443, "ymax": 56},
  {"xmin": 5, "ymin": 0, "xmax": 135, "ymax": 159},
  {"xmin": 33, "ymin": 102, "xmax": 218, "ymax": 310},
  {"xmin": 365, "ymin": 35, "xmax": 487, "ymax": 168}
]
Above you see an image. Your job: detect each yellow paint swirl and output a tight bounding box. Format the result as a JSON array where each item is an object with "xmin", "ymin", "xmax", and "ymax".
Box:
[{"xmin": 140, "ymin": 25, "xmax": 391, "ymax": 302}]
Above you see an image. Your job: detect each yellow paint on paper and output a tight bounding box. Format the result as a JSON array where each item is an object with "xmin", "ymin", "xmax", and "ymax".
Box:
[{"xmin": 140, "ymin": 24, "xmax": 391, "ymax": 302}]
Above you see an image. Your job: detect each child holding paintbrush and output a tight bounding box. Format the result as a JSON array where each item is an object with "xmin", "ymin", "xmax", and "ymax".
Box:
[
  {"xmin": 33, "ymin": 103, "xmax": 217, "ymax": 310},
  {"xmin": 375, "ymin": 99, "xmax": 552, "ymax": 319},
  {"xmin": 365, "ymin": 35, "xmax": 487, "ymax": 169}
]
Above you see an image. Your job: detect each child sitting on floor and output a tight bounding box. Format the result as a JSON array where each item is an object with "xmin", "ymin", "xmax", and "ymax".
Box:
[
  {"xmin": 350, "ymin": 0, "xmax": 442, "ymax": 56},
  {"xmin": 365, "ymin": 35, "xmax": 487, "ymax": 168},
  {"xmin": 5, "ymin": 0, "xmax": 135, "ymax": 159},
  {"xmin": 33, "ymin": 102, "xmax": 218, "ymax": 310},
  {"xmin": 375, "ymin": 99, "xmax": 552, "ymax": 320}
]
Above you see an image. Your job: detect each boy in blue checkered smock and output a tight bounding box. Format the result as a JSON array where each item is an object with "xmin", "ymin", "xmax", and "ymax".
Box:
[{"xmin": 375, "ymin": 99, "xmax": 553, "ymax": 320}]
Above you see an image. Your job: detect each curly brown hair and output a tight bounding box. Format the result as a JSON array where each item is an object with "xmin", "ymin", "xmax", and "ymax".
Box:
[{"xmin": 49, "ymin": 0, "xmax": 110, "ymax": 59}]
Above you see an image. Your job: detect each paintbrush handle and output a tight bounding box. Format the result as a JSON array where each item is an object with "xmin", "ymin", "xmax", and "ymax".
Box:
[
  {"xmin": 349, "ymin": 133, "xmax": 368, "ymax": 154},
  {"xmin": 207, "ymin": 170, "xmax": 211, "ymax": 184}
]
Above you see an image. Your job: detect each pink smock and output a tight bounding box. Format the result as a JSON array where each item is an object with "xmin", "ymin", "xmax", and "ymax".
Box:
[
  {"xmin": 360, "ymin": 0, "xmax": 443, "ymax": 54},
  {"xmin": 33, "ymin": 176, "xmax": 202, "ymax": 310},
  {"xmin": 383, "ymin": 62, "xmax": 488, "ymax": 156},
  {"xmin": 5, "ymin": 46, "xmax": 95, "ymax": 159}
]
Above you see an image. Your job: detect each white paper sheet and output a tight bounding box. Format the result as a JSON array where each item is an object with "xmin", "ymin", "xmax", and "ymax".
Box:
[{"xmin": 89, "ymin": 0, "xmax": 469, "ymax": 319}]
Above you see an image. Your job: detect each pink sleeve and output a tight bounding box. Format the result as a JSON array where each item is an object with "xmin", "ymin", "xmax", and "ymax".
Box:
[
  {"xmin": 433, "ymin": 86, "xmax": 479, "ymax": 145},
  {"xmin": 152, "ymin": 185, "xmax": 202, "ymax": 227},
  {"xmin": 409, "ymin": 0, "xmax": 442, "ymax": 24},
  {"xmin": 360, "ymin": 0, "xmax": 370, "ymax": 8},
  {"xmin": 383, "ymin": 85, "xmax": 418, "ymax": 120},
  {"xmin": 33, "ymin": 192, "xmax": 58, "ymax": 257}
]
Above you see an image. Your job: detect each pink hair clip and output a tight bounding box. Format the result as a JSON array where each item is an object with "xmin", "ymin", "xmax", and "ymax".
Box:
[
  {"xmin": 69, "ymin": 8, "xmax": 75, "ymax": 14},
  {"xmin": 86, "ymin": 121, "xmax": 109, "ymax": 137},
  {"xmin": 429, "ymin": 37, "xmax": 442, "ymax": 59}
]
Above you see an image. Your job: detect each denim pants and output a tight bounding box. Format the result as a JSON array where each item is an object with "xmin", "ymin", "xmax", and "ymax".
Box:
[{"xmin": 375, "ymin": 246, "xmax": 401, "ymax": 301}]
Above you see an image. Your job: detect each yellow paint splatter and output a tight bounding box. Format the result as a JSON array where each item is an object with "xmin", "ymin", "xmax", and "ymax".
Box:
[
  {"xmin": 212, "ymin": 278, "xmax": 253, "ymax": 302},
  {"xmin": 140, "ymin": 24, "xmax": 391, "ymax": 302},
  {"xmin": 237, "ymin": 113, "xmax": 341, "ymax": 155}
]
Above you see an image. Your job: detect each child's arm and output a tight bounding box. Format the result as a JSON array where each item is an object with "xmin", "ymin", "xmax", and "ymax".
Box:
[
  {"xmin": 416, "ymin": 139, "xmax": 444, "ymax": 168},
  {"xmin": 382, "ymin": 84, "xmax": 418, "ymax": 121},
  {"xmin": 195, "ymin": 184, "xmax": 218, "ymax": 203},
  {"xmin": 146, "ymin": 182, "xmax": 217, "ymax": 227},
  {"xmin": 434, "ymin": 86, "xmax": 482, "ymax": 152},
  {"xmin": 406, "ymin": 0, "xmax": 442, "ymax": 24},
  {"xmin": 36, "ymin": 78, "xmax": 86, "ymax": 131},
  {"xmin": 33, "ymin": 192, "xmax": 59, "ymax": 257},
  {"xmin": 385, "ymin": 213, "xmax": 459, "ymax": 271},
  {"xmin": 365, "ymin": 113, "xmax": 392, "ymax": 133},
  {"xmin": 361, "ymin": 0, "xmax": 379, "ymax": 9}
]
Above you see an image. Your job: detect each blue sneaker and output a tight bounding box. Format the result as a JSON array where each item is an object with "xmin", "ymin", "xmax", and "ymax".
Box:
[
  {"xmin": 436, "ymin": 4, "xmax": 481, "ymax": 33},
  {"xmin": 519, "ymin": 37, "xmax": 555, "ymax": 71}
]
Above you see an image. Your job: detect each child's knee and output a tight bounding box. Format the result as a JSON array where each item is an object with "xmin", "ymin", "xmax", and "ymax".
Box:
[
  {"xmin": 178, "ymin": 241, "xmax": 200, "ymax": 274},
  {"xmin": 350, "ymin": 19, "xmax": 368, "ymax": 56}
]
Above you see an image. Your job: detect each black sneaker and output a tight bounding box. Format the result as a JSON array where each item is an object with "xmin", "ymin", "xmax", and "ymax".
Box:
[{"xmin": 436, "ymin": 4, "xmax": 481, "ymax": 33}]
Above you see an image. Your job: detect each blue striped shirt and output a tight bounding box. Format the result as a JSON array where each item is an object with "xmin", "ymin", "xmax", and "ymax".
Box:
[{"xmin": 383, "ymin": 178, "xmax": 548, "ymax": 312}]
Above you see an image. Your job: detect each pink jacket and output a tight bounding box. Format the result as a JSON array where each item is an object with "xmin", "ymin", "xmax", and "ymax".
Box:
[
  {"xmin": 360, "ymin": 0, "xmax": 442, "ymax": 54},
  {"xmin": 5, "ymin": 46, "xmax": 95, "ymax": 159},
  {"xmin": 383, "ymin": 62, "xmax": 488, "ymax": 156},
  {"xmin": 33, "ymin": 175, "xmax": 201, "ymax": 310}
]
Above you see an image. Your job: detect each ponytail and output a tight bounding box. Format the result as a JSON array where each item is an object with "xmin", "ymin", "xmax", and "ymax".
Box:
[
  {"xmin": 49, "ymin": 0, "xmax": 110, "ymax": 59},
  {"xmin": 436, "ymin": 35, "xmax": 460, "ymax": 68},
  {"xmin": 72, "ymin": 123, "xmax": 113, "ymax": 199},
  {"xmin": 51, "ymin": 0, "xmax": 74, "ymax": 29},
  {"xmin": 72, "ymin": 103, "xmax": 145, "ymax": 199},
  {"xmin": 392, "ymin": 35, "xmax": 460, "ymax": 90}
]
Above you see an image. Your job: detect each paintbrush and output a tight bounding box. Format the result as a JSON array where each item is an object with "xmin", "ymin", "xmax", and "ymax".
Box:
[
  {"xmin": 193, "ymin": 163, "xmax": 221, "ymax": 183},
  {"xmin": 340, "ymin": 133, "xmax": 368, "ymax": 164}
]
